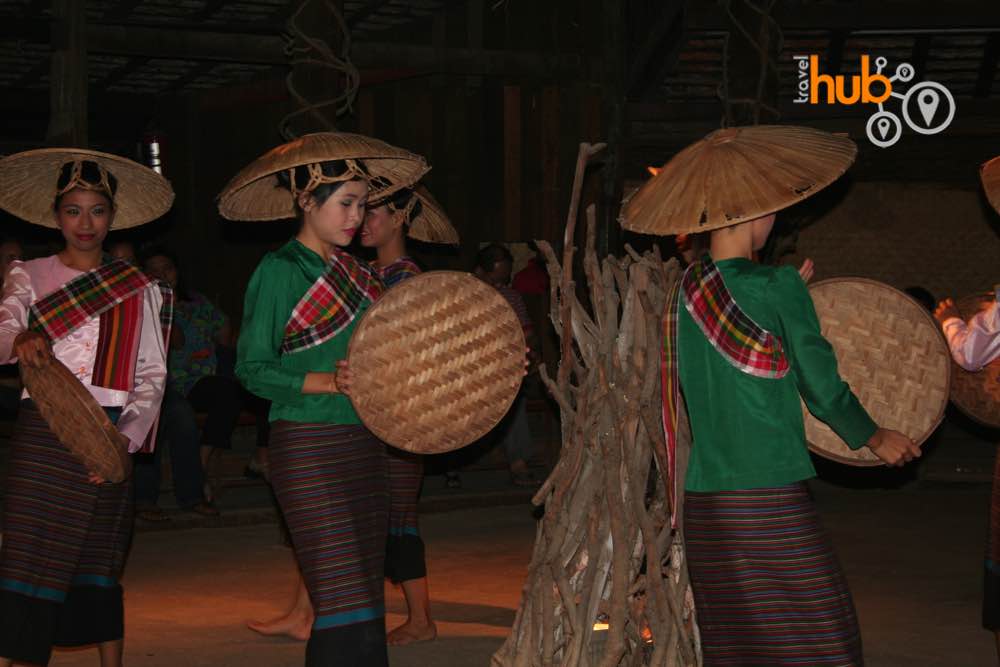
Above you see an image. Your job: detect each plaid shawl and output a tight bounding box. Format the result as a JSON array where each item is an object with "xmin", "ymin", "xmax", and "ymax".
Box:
[
  {"xmin": 28, "ymin": 259, "xmax": 174, "ymax": 393},
  {"xmin": 378, "ymin": 256, "xmax": 421, "ymax": 288},
  {"xmin": 661, "ymin": 255, "xmax": 789, "ymax": 525},
  {"xmin": 281, "ymin": 248, "xmax": 384, "ymax": 355}
]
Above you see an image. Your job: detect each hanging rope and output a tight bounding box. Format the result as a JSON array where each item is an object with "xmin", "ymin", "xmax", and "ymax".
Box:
[{"xmin": 279, "ymin": 0, "xmax": 361, "ymax": 140}]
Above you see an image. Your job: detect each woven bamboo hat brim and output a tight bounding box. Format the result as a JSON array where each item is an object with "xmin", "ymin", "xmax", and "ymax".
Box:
[
  {"xmin": 408, "ymin": 186, "xmax": 459, "ymax": 244},
  {"xmin": 949, "ymin": 291, "xmax": 1000, "ymax": 428},
  {"xmin": 980, "ymin": 156, "xmax": 1000, "ymax": 215},
  {"xmin": 620, "ymin": 125, "xmax": 857, "ymax": 236},
  {"xmin": 801, "ymin": 278, "xmax": 950, "ymax": 466},
  {"xmin": 348, "ymin": 271, "xmax": 525, "ymax": 454},
  {"xmin": 0, "ymin": 148, "xmax": 173, "ymax": 229},
  {"xmin": 217, "ymin": 132, "xmax": 429, "ymax": 221}
]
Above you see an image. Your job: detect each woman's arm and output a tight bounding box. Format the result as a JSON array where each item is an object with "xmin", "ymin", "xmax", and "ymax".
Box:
[
  {"xmin": 236, "ymin": 260, "xmax": 343, "ymax": 402},
  {"xmin": 936, "ymin": 296, "xmax": 1000, "ymax": 371},
  {"xmin": 772, "ymin": 267, "xmax": 878, "ymax": 449}
]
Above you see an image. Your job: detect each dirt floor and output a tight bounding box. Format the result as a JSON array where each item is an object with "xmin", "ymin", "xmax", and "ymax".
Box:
[{"xmin": 45, "ymin": 480, "xmax": 995, "ymax": 667}]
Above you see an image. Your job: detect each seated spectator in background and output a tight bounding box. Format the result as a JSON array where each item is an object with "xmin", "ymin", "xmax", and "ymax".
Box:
[
  {"xmin": 108, "ymin": 239, "xmax": 138, "ymax": 266},
  {"xmin": 472, "ymin": 243, "xmax": 541, "ymax": 487},
  {"xmin": 137, "ymin": 247, "xmax": 248, "ymax": 514},
  {"xmin": 512, "ymin": 242, "xmax": 549, "ymax": 297}
]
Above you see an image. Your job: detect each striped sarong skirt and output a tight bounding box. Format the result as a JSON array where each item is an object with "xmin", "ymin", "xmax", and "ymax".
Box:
[
  {"xmin": 0, "ymin": 404, "xmax": 131, "ymax": 665},
  {"xmin": 983, "ymin": 447, "xmax": 1000, "ymax": 630},
  {"xmin": 685, "ymin": 482, "xmax": 863, "ymax": 666},
  {"xmin": 385, "ymin": 447, "xmax": 425, "ymax": 583},
  {"xmin": 269, "ymin": 421, "xmax": 389, "ymax": 666}
]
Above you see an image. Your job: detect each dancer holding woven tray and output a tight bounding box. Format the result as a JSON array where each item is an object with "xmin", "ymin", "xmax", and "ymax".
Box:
[
  {"xmin": 223, "ymin": 133, "xmax": 427, "ymax": 667},
  {"xmin": 0, "ymin": 150, "xmax": 173, "ymax": 667},
  {"xmin": 247, "ymin": 184, "xmax": 457, "ymax": 647},
  {"xmin": 938, "ymin": 155, "xmax": 1000, "ymax": 660},
  {"xmin": 622, "ymin": 126, "xmax": 921, "ymax": 666}
]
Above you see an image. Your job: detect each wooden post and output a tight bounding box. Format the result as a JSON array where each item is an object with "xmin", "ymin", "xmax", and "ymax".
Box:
[
  {"xmin": 540, "ymin": 86, "xmax": 560, "ymax": 245},
  {"xmin": 47, "ymin": 0, "xmax": 88, "ymax": 147},
  {"xmin": 503, "ymin": 85, "xmax": 522, "ymax": 243},
  {"xmin": 599, "ymin": 0, "xmax": 627, "ymax": 258},
  {"xmin": 724, "ymin": 0, "xmax": 780, "ymax": 126}
]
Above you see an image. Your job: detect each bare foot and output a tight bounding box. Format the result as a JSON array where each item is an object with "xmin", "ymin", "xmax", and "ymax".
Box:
[
  {"xmin": 247, "ymin": 610, "xmax": 313, "ymax": 641},
  {"xmin": 387, "ymin": 620, "xmax": 437, "ymax": 646}
]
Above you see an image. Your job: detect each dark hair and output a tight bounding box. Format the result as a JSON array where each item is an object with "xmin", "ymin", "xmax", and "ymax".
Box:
[
  {"xmin": 54, "ymin": 160, "xmax": 117, "ymax": 209},
  {"xmin": 474, "ymin": 243, "xmax": 513, "ymax": 273},
  {"xmin": 904, "ymin": 286, "xmax": 936, "ymax": 313},
  {"xmin": 275, "ymin": 160, "xmax": 368, "ymax": 214}
]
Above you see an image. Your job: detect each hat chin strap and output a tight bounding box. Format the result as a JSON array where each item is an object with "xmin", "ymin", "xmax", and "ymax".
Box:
[
  {"xmin": 288, "ymin": 159, "xmax": 366, "ymax": 200},
  {"xmin": 56, "ymin": 160, "xmax": 115, "ymax": 203}
]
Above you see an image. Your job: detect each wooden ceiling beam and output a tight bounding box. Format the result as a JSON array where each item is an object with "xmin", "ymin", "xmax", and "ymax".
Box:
[
  {"xmin": 59, "ymin": 23, "xmax": 585, "ymax": 76},
  {"xmin": 687, "ymin": 0, "xmax": 1000, "ymax": 31},
  {"xmin": 348, "ymin": 0, "xmax": 393, "ymax": 29},
  {"xmin": 102, "ymin": 0, "xmax": 146, "ymax": 22}
]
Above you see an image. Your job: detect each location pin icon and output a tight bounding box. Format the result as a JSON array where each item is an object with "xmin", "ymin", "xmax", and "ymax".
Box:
[
  {"xmin": 877, "ymin": 117, "xmax": 891, "ymax": 140},
  {"xmin": 918, "ymin": 90, "xmax": 940, "ymax": 126}
]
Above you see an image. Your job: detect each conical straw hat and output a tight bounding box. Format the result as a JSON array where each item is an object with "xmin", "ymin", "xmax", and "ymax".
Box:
[
  {"xmin": 980, "ymin": 156, "xmax": 1000, "ymax": 215},
  {"xmin": 218, "ymin": 132, "xmax": 429, "ymax": 221},
  {"xmin": 408, "ymin": 186, "xmax": 459, "ymax": 245},
  {"xmin": 620, "ymin": 125, "xmax": 857, "ymax": 236},
  {"xmin": 0, "ymin": 148, "xmax": 174, "ymax": 229}
]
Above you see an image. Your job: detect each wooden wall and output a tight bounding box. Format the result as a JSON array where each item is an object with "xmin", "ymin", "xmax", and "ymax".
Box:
[{"xmin": 132, "ymin": 0, "xmax": 611, "ymax": 324}]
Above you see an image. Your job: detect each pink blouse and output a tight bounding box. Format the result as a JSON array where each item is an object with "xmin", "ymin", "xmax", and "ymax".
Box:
[
  {"xmin": 941, "ymin": 286, "xmax": 1000, "ymax": 372},
  {"xmin": 0, "ymin": 256, "xmax": 168, "ymax": 452}
]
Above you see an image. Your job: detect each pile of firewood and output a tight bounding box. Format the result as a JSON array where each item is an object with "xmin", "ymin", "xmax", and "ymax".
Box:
[{"xmin": 492, "ymin": 144, "xmax": 701, "ymax": 667}]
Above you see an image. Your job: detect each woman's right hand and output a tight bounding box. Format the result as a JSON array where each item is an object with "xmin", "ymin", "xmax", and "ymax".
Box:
[
  {"xmin": 866, "ymin": 428, "xmax": 921, "ymax": 467},
  {"xmin": 14, "ymin": 331, "xmax": 51, "ymax": 369}
]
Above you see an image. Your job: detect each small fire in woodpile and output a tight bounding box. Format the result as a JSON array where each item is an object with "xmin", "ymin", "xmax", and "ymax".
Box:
[
  {"xmin": 591, "ymin": 616, "xmax": 654, "ymax": 644},
  {"xmin": 647, "ymin": 165, "xmax": 661, "ymax": 176}
]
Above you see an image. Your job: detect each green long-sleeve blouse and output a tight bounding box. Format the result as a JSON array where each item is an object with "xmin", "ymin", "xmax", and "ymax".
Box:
[
  {"xmin": 679, "ymin": 258, "xmax": 878, "ymax": 492},
  {"xmin": 236, "ymin": 239, "xmax": 369, "ymax": 425}
]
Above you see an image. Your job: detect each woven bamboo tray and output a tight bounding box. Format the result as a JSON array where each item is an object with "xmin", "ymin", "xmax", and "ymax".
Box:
[
  {"xmin": 348, "ymin": 271, "xmax": 526, "ymax": 454},
  {"xmin": 802, "ymin": 277, "xmax": 951, "ymax": 466},
  {"xmin": 21, "ymin": 355, "xmax": 131, "ymax": 482},
  {"xmin": 949, "ymin": 292, "xmax": 1000, "ymax": 428}
]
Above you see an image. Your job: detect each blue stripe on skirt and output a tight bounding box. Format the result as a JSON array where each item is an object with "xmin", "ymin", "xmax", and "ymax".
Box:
[{"xmin": 685, "ymin": 482, "xmax": 863, "ymax": 666}]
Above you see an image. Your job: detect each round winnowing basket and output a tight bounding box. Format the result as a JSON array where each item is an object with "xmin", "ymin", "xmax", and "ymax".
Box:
[
  {"xmin": 948, "ymin": 292, "xmax": 1000, "ymax": 428},
  {"xmin": 348, "ymin": 271, "xmax": 526, "ymax": 454},
  {"xmin": 802, "ymin": 278, "xmax": 951, "ymax": 466},
  {"xmin": 21, "ymin": 355, "xmax": 131, "ymax": 482}
]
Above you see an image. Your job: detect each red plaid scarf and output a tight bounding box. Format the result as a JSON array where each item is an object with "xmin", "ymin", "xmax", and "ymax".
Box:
[
  {"xmin": 281, "ymin": 248, "xmax": 384, "ymax": 354},
  {"xmin": 661, "ymin": 256, "xmax": 789, "ymax": 525},
  {"xmin": 28, "ymin": 259, "xmax": 173, "ymax": 392}
]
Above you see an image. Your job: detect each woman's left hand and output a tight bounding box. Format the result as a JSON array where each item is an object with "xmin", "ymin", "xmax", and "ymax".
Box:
[{"xmin": 87, "ymin": 471, "xmax": 106, "ymax": 485}]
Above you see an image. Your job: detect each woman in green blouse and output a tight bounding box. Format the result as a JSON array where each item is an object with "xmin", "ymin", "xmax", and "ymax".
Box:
[{"xmin": 227, "ymin": 134, "xmax": 426, "ymax": 667}]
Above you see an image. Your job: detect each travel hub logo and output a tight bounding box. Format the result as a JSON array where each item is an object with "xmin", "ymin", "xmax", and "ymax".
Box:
[{"xmin": 793, "ymin": 54, "xmax": 956, "ymax": 148}]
